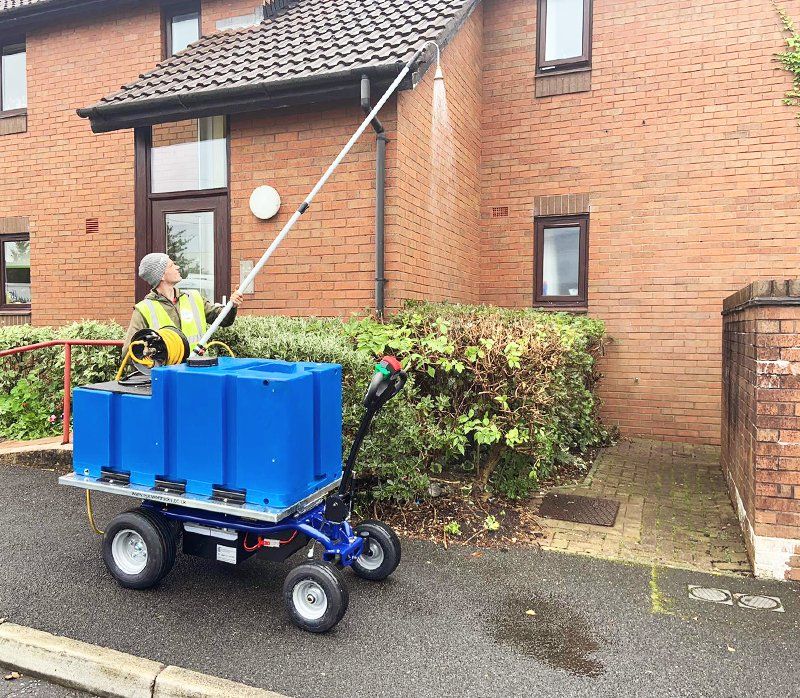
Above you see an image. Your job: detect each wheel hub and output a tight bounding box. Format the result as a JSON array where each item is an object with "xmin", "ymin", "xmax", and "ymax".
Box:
[
  {"xmin": 357, "ymin": 539, "xmax": 384, "ymax": 571},
  {"xmin": 111, "ymin": 529, "xmax": 148, "ymax": 575},
  {"xmin": 293, "ymin": 580, "xmax": 328, "ymax": 620}
]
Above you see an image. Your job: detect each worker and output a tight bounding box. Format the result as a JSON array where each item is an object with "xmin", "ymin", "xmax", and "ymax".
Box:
[{"xmin": 122, "ymin": 252, "xmax": 243, "ymax": 356}]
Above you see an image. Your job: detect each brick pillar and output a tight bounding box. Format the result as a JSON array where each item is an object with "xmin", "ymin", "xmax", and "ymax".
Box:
[{"xmin": 722, "ymin": 280, "xmax": 800, "ymax": 579}]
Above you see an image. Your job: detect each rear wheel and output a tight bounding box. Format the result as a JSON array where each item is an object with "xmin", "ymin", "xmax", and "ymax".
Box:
[
  {"xmin": 351, "ymin": 520, "xmax": 401, "ymax": 581},
  {"xmin": 102, "ymin": 510, "xmax": 168, "ymax": 590},
  {"xmin": 283, "ymin": 561, "xmax": 349, "ymax": 632},
  {"xmin": 135, "ymin": 506, "xmax": 178, "ymax": 578}
]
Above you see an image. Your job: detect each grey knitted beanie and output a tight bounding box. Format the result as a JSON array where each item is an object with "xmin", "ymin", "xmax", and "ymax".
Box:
[{"xmin": 138, "ymin": 253, "xmax": 170, "ymax": 288}]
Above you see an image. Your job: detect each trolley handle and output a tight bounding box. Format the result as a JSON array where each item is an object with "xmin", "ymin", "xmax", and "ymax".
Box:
[{"xmin": 326, "ymin": 356, "xmax": 407, "ymax": 522}]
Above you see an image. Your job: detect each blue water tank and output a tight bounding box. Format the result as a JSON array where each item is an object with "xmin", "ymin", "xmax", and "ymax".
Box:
[{"xmin": 72, "ymin": 358, "xmax": 342, "ymax": 508}]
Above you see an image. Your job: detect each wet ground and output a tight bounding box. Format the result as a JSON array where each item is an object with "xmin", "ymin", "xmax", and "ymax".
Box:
[{"xmin": 1, "ymin": 464, "xmax": 798, "ymax": 697}]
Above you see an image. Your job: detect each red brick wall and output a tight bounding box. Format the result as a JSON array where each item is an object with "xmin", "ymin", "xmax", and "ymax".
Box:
[
  {"xmin": 481, "ymin": 0, "xmax": 800, "ymax": 443},
  {"xmin": 0, "ymin": 2, "xmax": 162, "ymax": 327},
  {"xmin": 201, "ymin": 0, "xmax": 262, "ymax": 34},
  {"xmin": 229, "ymin": 102, "xmax": 393, "ymax": 315},
  {"xmin": 790, "ymin": 545, "xmax": 800, "ymax": 581},
  {"xmin": 722, "ymin": 281, "xmax": 800, "ymax": 577},
  {"xmin": 721, "ymin": 302, "xmax": 757, "ymax": 550},
  {"xmin": 388, "ymin": 4, "xmax": 483, "ymax": 307}
]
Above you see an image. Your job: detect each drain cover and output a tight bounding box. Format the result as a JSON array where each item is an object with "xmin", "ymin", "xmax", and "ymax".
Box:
[
  {"xmin": 734, "ymin": 594, "xmax": 784, "ymax": 612},
  {"xmin": 687, "ymin": 585, "xmax": 733, "ymax": 605},
  {"xmin": 538, "ymin": 493, "xmax": 620, "ymax": 527}
]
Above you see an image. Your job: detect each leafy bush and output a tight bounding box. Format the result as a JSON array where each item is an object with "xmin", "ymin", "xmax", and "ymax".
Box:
[
  {"xmin": 0, "ymin": 321, "xmax": 124, "ymax": 440},
  {"xmin": 345, "ymin": 302, "xmax": 608, "ymax": 497},
  {"xmin": 0, "ymin": 304, "xmax": 607, "ymax": 502}
]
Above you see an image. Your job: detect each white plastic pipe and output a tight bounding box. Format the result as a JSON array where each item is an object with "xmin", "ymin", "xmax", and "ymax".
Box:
[{"xmin": 192, "ymin": 41, "xmax": 439, "ymax": 355}]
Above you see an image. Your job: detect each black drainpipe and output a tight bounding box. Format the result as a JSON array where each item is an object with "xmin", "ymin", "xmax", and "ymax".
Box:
[{"xmin": 360, "ymin": 75, "xmax": 387, "ymax": 319}]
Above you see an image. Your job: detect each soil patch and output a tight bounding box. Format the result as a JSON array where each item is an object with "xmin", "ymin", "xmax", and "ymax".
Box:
[{"xmin": 360, "ymin": 450, "xmax": 599, "ymax": 550}]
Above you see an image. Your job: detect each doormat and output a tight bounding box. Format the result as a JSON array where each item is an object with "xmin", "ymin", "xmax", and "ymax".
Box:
[{"xmin": 538, "ymin": 493, "xmax": 620, "ymax": 527}]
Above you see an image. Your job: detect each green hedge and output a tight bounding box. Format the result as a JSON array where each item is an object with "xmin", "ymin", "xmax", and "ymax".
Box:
[
  {"xmin": 0, "ymin": 304, "xmax": 607, "ymax": 502},
  {"xmin": 0, "ymin": 321, "xmax": 124, "ymax": 440}
]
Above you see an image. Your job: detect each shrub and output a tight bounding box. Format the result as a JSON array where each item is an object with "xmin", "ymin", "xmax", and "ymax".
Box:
[
  {"xmin": 345, "ymin": 302, "xmax": 608, "ymax": 497},
  {"xmin": 0, "ymin": 321, "xmax": 124, "ymax": 440}
]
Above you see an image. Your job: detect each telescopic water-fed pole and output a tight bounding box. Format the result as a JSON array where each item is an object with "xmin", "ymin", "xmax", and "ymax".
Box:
[{"xmin": 191, "ymin": 40, "xmax": 442, "ymax": 357}]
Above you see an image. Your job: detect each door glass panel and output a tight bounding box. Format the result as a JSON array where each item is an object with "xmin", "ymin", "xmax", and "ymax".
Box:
[
  {"xmin": 150, "ymin": 116, "xmax": 227, "ymax": 193},
  {"xmin": 4, "ymin": 239, "xmax": 31, "ymax": 304},
  {"xmin": 544, "ymin": 0, "xmax": 584, "ymax": 61},
  {"xmin": 542, "ymin": 226, "xmax": 580, "ymax": 296},
  {"xmin": 166, "ymin": 211, "xmax": 215, "ymax": 302}
]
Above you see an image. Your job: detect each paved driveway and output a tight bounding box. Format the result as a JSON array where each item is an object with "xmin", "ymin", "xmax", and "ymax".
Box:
[{"xmin": 0, "ymin": 465, "xmax": 798, "ymax": 697}]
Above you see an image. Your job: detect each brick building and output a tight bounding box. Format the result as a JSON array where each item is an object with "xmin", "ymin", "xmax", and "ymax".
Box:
[{"xmin": 1, "ymin": 0, "xmax": 799, "ymax": 449}]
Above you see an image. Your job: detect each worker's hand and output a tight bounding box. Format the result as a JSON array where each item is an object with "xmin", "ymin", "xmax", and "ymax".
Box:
[{"xmin": 231, "ymin": 290, "xmax": 244, "ymax": 307}]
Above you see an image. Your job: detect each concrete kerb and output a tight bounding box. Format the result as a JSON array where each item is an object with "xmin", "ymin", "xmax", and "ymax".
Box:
[{"xmin": 0, "ymin": 620, "xmax": 288, "ymax": 698}]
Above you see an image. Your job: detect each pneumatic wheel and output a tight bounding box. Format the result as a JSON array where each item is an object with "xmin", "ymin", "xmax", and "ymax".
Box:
[
  {"xmin": 135, "ymin": 506, "xmax": 178, "ymax": 578},
  {"xmin": 351, "ymin": 520, "xmax": 401, "ymax": 581},
  {"xmin": 283, "ymin": 561, "xmax": 349, "ymax": 633},
  {"xmin": 101, "ymin": 510, "xmax": 170, "ymax": 590}
]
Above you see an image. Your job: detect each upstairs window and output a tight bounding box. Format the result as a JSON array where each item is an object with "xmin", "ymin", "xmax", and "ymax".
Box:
[
  {"xmin": 537, "ymin": 0, "xmax": 592, "ymax": 74},
  {"xmin": 1, "ymin": 42, "xmax": 26, "ymax": 112},
  {"xmin": 163, "ymin": 3, "xmax": 200, "ymax": 57}
]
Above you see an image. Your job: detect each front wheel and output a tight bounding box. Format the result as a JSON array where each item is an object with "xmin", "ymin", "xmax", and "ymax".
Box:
[
  {"xmin": 351, "ymin": 520, "xmax": 401, "ymax": 581},
  {"xmin": 102, "ymin": 510, "xmax": 169, "ymax": 589},
  {"xmin": 283, "ymin": 562, "xmax": 349, "ymax": 632}
]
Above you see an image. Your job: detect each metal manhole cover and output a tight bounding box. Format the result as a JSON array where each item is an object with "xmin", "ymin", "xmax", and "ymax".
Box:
[
  {"xmin": 687, "ymin": 585, "xmax": 733, "ymax": 605},
  {"xmin": 538, "ymin": 493, "xmax": 620, "ymax": 527},
  {"xmin": 734, "ymin": 594, "xmax": 784, "ymax": 612}
]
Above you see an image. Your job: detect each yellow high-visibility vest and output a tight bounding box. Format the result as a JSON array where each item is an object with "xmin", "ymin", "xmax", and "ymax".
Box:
[{"xmin": 135, "ymin": 290, "xmax": 207, "ymax": 352}]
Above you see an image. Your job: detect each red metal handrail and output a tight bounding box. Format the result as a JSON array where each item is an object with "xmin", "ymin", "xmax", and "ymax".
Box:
[{"xmin": 0, "ymin": 340, "xmax": 123, "ymax": 444}]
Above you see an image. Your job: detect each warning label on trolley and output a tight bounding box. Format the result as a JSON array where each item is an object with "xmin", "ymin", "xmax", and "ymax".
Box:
[{"xmin": 216, "ymin": 544, "xmax": 237, "ymax": 565}]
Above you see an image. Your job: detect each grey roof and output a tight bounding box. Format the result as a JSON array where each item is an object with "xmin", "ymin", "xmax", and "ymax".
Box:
[{"xmin": 79, "ymin": 0, "xmax": 478, "ymax": 131}]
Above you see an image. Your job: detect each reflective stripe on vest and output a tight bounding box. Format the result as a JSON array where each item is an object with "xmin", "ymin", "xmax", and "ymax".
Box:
[{"xmin": 135, "ymin": 290, "xmax": 208, "ymax": 352}]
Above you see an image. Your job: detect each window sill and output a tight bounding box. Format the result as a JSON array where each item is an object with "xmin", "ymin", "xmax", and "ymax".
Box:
[
  {"xmin": 533, "ymin": 304, "xmax": 588, "ymax": 314},
  {"xmin": 535, "ymin": 69, "xmax": 591, "ymax": 98},
  {"xmin": 0, "ymin": 109, "xmax": 27, "ymax": 135},
  {"xmin": 0, "ymin": 308, "xmax": 31, "ymax": 315}
]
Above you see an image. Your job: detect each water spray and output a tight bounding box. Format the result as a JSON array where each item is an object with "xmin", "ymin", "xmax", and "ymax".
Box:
[{"xmin": 192, "ymin": 40, "xmax": 443, "ymax": 357}]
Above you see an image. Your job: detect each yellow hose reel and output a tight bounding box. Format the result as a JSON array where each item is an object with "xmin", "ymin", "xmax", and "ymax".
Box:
[
  {"xmin": 115, "ymin": 327, "xmax": 236, "ymax": 382},
  {"xmin": 115, "ymin": 326, "xmax": 189, "ymax": 381}
]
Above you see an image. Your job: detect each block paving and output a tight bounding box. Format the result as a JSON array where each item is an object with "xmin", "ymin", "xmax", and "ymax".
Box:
[{"xmin": 536, "ymin": 439, "xmax": 751, "ymax": 576}]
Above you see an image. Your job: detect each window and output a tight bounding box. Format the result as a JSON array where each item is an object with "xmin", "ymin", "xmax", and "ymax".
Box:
[
  {"xmin": 163, "ymin": 3, "xmax": 200, "ymax": 57},
  {"xmin": 534, "ymin": 215, "xmax": 588, "ymax": 306},
  {"xmin": 1, "ymin": 235, "xmax": 31, "ymax": 309},
  {"xmin": 150, "ymin": 116, "xmax": 227, "ymax": 193},
  {"xmin": 135, "ymin": 116, "xmax": 230, "ymax": 303},
  {"xmin": 1, "ymin": 42, "xmax": 26, "ymax": 113},
  {"xmin": 537, "ymin": 0, "xmax": 592, "ymax": 74}
]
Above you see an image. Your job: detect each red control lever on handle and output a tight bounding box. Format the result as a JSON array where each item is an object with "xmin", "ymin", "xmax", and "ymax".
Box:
[{"xmin": 364, "ymin": 355, "xmax": 406, "ymax": 408}]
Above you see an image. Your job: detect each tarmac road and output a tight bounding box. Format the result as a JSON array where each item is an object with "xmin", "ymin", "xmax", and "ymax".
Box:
[{"xmin": 0, "ymin": 463, "xmax": 798, "ymax": 698}]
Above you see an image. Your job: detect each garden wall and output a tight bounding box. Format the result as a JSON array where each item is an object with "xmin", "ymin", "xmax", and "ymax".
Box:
[{"xmin": 722, "ymin": 280, "xmax": 800, "ymax": 580}]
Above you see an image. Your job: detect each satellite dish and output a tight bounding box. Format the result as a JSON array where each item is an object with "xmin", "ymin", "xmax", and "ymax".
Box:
[{"xmin": 249, "ymin": 185, "xmax": 281, "ymax": 220}]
